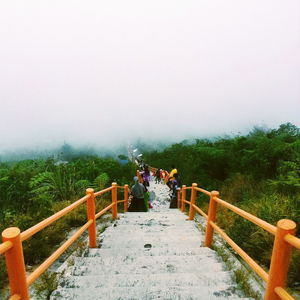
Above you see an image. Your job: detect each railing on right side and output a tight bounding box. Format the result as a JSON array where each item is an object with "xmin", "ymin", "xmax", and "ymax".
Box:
[{"xmin": 178, "ymin": 184, "xmax": 300, "ymax": 300}]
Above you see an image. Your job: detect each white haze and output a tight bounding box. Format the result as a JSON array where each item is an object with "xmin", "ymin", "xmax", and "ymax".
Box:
[{"xmin": 0, "ymin": 0, "xmax": 299, "ymax": 153}]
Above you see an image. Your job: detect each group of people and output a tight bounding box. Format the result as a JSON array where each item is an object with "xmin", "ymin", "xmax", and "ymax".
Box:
[
  {"xmin": 128, "ymin": 164, "xmax": 181, "ymax": 212},
  {"xmin": 154, "ymin": 168, "xmax": 169, "ymax": 183}
]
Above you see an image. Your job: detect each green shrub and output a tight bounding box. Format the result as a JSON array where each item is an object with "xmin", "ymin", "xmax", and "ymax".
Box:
[{"xmin": 33, "ymin": 271, "xmax": 58, "ymax": 300}]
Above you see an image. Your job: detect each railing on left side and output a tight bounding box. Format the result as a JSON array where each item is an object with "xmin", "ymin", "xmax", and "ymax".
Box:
[{"xmin": 0, "ymin": 182, "xmax": 129, "ymax": 300}]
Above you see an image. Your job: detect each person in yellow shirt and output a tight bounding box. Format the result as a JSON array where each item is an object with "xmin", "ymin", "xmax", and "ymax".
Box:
[
  {"xmin": 169, "ymin": 165, "xmax": 177, "ymax": 180},
  {"xmin": 167, "ymin": 165, "xmax": 177, "ymax": 189}
]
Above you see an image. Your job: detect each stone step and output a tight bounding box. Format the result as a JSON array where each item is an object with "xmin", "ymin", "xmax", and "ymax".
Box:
[
  {"xmin": 101, "ymin": 230, "xmax": 203, "ymax": 239},
  {"xmin": 114, "ymin": 220, "xmax": 194, "ymax": 227},
  {"xmin": 72, "ymin": 254, "xmax": 221, "ymax": 269},
  {"xmin": 50, "ymin": 183, "xmax": 253, "ymax": 300},
  {"xmin": 102, "ymin": 225, "xmax": 202, "ymax": 234},
  {"xmin": 115, "ymin": 213, "xmax": 189, "ymax": 221},
  {"xmin": 50, "ymin": 286, "xmax": 251, "ymax": 300},
  {"xmin": 100, "ymin": 233, "xmax": 202, "ymax": 242},
  {"xmin": 99, "ymin": 240, "xmax": 203, "ymax": 249},
  {"xmin": 57, "ymin": 273, "xmax": 233, "ymax": 289},
  {"xmin": 68, "ymin": 261, "xmax": 229, "ymax": 277},
  {"xmin": 85, "ymin": 246, "xmax": 216, "ymax": 258},
  {"xmin": 116, "ymin": 214, "xmax": 188, "ymax": 220},
  {"xmin": 103, "ymin": 224, "xmax": 201, "ymax": 232},
  {"xmin": 104, "ymin": 226, "xmax": 201, "ymax": 234}
]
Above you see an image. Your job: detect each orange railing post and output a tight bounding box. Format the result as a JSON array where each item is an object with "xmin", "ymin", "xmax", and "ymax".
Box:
[
  {"xmin": 137, "ymin": 170, "xmax": 143, "ymax": 183},
  {"xmin": 112, "ymin": 182, "xmax": 118, "ymax": 219},
  {"xmin": 204, "ymin": 191, "xmax": 219, "ymax": 247},
  {"xmin": 181, "ymin": 185, "xmax": 186, "ymax": 212},
  {"xmin": 177, "ymin": 188, "xmax": 181, "ymax": 209},
  {"xmin": 2, "ymin": 227, "xmax": 29, "ymax": 300},
  {"xmin": 124, "ymin": 184, "xmax": 129, "ymax": 212},
  {"xmin": 264, "ymin": 219, "xmax": 296, "ymax": 300},
  {"xmin": 86, "ymin": 188, "xmax": 97, "ymax": 248},
  {"xmin": 188, "ymin": 183, "xmax": 198, "ymax": 220}
]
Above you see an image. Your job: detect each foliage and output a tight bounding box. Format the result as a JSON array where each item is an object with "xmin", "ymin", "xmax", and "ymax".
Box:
[
  {"xmin": 33, "ymin": 271, "xmax": 58, "ymax": 300},
  {"xmin": 144, "ymin": 122, "xmax": 300, "ymax": 289},
  {"xmin": 0, "ymin": 154, "xmax": 136, "ymax": 290},
  {"xmin": 1, "ymin": 123, "xmax": 299, "ymax": 293},
  {"xmin": 94, "ymin": 173, "xmax": 109, "ymax": 190}
]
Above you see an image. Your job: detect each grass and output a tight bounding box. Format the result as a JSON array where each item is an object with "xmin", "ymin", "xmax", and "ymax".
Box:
[
  {"xmin": 212, "ymin": 244, "xmax": 263, "ymax": 300},
  {"xmin": 33, "ymin": 271, "xmax": 58, "ymax": 300}
]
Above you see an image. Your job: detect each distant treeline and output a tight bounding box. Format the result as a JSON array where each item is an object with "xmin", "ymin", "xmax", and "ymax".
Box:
[
  {"xmin": 143, "ymin": 122, "xmax": 300, "ymax": 290},
  {"xmin": 0, "ymin": 143, "xmax": 119, "ymax": 162},
  {"xmin": 0, "ymin": 138, "xmax": 168, "ymax": 162},
  {"xmin": 144, "ymin": 122, "xmax": 300, "ymax": 194}
]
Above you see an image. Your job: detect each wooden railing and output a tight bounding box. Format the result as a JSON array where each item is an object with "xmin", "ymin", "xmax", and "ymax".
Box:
[
  {"xmin": 0, "ymin": 182, "xmax": 129, "ymax": 300},
  {"xmin": 177, "ymin": 184, "xmax": 300, "ymax": 300}
]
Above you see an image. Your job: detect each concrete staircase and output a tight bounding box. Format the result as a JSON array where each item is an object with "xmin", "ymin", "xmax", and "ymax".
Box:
[{"xmin": 50, "ymin": 182, "xmax": 252, "ymax": 300}]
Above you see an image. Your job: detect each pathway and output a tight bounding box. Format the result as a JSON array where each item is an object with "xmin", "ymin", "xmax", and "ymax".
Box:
[{"xmin": 50, "ymin": 181, "xmax": 252, "ymax": 300}]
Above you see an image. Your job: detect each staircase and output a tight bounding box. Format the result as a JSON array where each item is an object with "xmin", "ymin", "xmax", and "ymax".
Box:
[{"xmin": 50, "ymin": 182, "xmax": 252, "ymax": 300}]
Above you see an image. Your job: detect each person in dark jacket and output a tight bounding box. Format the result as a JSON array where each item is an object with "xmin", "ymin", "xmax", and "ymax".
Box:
[
  {"xmin": 128, "ymin": 176, "xmax": 147, "ymax": 212},
  {"xmin": 155, "ymin": 169, "xmax": 161, "ymax": 183},
  {"xmin": 169, "ymin": 173, "xmax": 181, "ymax": 208}
]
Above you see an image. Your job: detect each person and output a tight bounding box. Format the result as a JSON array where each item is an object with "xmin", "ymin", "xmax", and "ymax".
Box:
[
  {"xmin": 167, "ymin": 165, "xmax": 177, "ymax": 190},
  {"xmin": 141, "ymin": 165, "xmax": 150, "ymax": 188},
  {"xmin": 160, "ymin": 169, "xmax": 164, "ymax": 181},
  {"xmin": 161, "ymin": 169, "xmax": 167, "ymax": 180},
  {"xmin": 169, "ymin": 173, "xmax": 180, "ymax": 208},
  {"xmin": 144, "ymin": 187, "xmax": 150, "ymax": 212},
  {"xmin": 173, "ymin": 173, "xmax": 181, "ymax": 187},
  {"xmin": 149, "ymin": 190, "xmax": 155, "ymax": 209},
  {"xmin": 155, "ymin": 169, "xmax": 161, "ymax": 183},
  {"xmin": 128, "ymin": 176, "xmax": 147, "ymax": 212},
  {"xmin": 169, "ymin": 165, "xmax": 178, "ymax": 181}
]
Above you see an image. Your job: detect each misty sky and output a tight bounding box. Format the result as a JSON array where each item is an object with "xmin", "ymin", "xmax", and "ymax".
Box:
[{"xmin": 0, "ymin": 1, "xmax": 300, "ymax": 152}]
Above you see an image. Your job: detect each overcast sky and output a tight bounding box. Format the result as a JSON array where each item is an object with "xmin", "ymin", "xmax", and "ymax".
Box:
[{"xmin": 0, "ymin": 0, "xmax": 299, "ymax": 153}]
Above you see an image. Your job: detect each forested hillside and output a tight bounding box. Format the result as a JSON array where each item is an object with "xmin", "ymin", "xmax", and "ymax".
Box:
[
  {"xmin": 143, "ymin": 123, "xmax": 300, "ymax": 290},
  {"xmin": 0, "ymin": 123, "xmax": 299, "ymax": 293},
  {"xmin": 0, "ymin": 155, "xmax": 136, "ymax": 290}
]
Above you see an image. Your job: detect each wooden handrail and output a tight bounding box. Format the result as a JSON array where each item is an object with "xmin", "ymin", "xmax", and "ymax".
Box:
[
  {"xmin": 192, "ymin": 204, "xmax": 208, "ymax": 220},
  {"xmin": 284, "ymin": 234, "xmax": 300, "ymax": 250},
  {"xmin": 21, "ymin": 195, "xmax": 90, "ymax": 241},
  {"xmin": 94, "ymin": 186, "xmax": 113, "ymax": 197},
  {"xmin": 214, "ymin": 197, "xmax": 277, "ymax": 235},
  {"xmin": 9, "ymin": 295, "xmax": 21, "ymax": 300},
  {"xmin": 194, "ymin": 186, "xmax": 211, "ymax": 196},
  {"xmin": 178, "ymin": 183, "xmax": 298, "ymax": 300},
  {"xmin": 0, "ymin": 240, "xmax": 13, "ymax": 255},
  {"xmin": 111, "ymin": 183, "xmax": 118, "ymax": 219},
  {"xmin": 209, "ymin": 221, "xmax": 269, "ymax": 282},
  {"xmin": 181, "ymin": 185, "xmax": 186, "ymax": 212},
  {"xmin": 275, "ymin": 287, "xmax": 295, "ymax": 300},
  {"xmin": 1, "ymin": 183, "xmax": 129, "ymax": 299},
  {"xmin": 26, "ymin": 220, "xmax": 93, "ymax": 286},
  {"xmin": 188, "ymin": 183, "xmax": 198, "ymax": 220},
  {"xmin": 95, "ymin": 203, "xmax": 114, "ymax": 219}
]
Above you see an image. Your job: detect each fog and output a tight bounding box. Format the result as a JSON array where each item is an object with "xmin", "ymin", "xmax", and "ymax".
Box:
[{"xmin": 0, "ymin": 0, "xmax": 300, "ymax": 155}]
